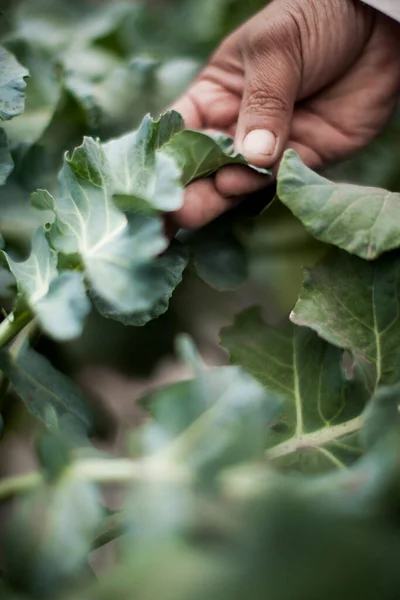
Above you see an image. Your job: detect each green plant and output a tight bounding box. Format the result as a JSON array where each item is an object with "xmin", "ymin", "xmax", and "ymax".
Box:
[{"xmin": 2, "ymin": 1, "xmax": 400, "ymax": 600}]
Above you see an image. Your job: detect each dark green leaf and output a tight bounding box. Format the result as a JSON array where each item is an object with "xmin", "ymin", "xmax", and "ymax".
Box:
[
  {"xmin": 0, "ymin": 47, "xmax": 29, "ymax": 121},
  {"xmin": 164, "ymin": 128, "xmax": 270, "ymax": 185},
  {"xmin": 221, "ymin": 308, "xmax": 364, "ymax": 472},
  {"xmin": 193, "ymin": 232, "xmax": 248, "ymax": 291},
  {"xmin": 0, "ymin": 345, "xmax": 92, "ymax": 435},
  {"xmin": 292, "ymin": 249, "xmax": 400, "ymax": 395},
  {"xmin": 278, "ymin": 150, "xmax": 400, "ymax": 260}
]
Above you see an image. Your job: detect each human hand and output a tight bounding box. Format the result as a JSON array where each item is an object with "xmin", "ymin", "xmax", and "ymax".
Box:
[{"xmin": 168, "ymin": 0, "xmax": 400, "ymax": 230}]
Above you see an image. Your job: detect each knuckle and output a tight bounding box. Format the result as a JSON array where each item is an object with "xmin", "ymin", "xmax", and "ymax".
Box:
[
  {"xmin": 245, "ymin": 89, "xmax": 291, "ymax": 116},
  {"xmin": 243, "ymin": 6, "xmax": 301, "ymax": 61}
]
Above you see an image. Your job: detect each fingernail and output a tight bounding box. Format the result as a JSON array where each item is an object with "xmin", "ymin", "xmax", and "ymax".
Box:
[{"xmin": 243, "ymin": 130, "xmax": 276, "ymax": 158}]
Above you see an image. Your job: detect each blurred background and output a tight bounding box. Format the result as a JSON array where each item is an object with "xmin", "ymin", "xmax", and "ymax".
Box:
[{"xmin": 0, "ymin": 0, "xmax": 399, "ymax": 475}]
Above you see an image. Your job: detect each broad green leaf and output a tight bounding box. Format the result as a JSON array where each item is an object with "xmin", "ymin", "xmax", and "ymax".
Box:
[
  {"xmin": 0, "ymin": 47, "xmax": 29, "ymax": 121},
  {"xmin": 5, "ymin": 478, "xmax": 102, "ymax": 597},
  {"xmin": 164, "ymin": 127, "xmax": 270, "ymax": 186},
  {"xmin": 0, "ymin": 344, "xmax": 92, "ymax": 435},
  {"xmin": 140, "ymin": 335, "xmax": 280, "ymax": 474},
  {"xmin": 277, "ymin": 150, "xmax": 400, "ymax": 260},
  {"xmin": 48, "ymin": 139, "xmax": 169, "ymax": 313},
  {"xmin": 221, "ymin": 308, "xmax": 364, "ymax": 472},
  {"xmin": 95, "ymin": 241, "xmax": 189, "ymax": 326},
  {"xmin": 2, "ymin": 229, "xmax": 90, "ymax": 340},
  {"xmin": 0, "ymin": 128, "xmax": 13, "ymax": 185},
  {"xmin": 291, "ymin": 249, "xmax": 400, "ymax": 395}
]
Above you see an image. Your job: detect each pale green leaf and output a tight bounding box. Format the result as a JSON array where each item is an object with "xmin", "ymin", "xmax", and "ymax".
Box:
[
  {"xmin": 95, "ymin": 241, "xmax": 189, "ymax": 326},
  {"xmin": 0, "ymin": 41, "xmax": 61, "ymax": 147},
  {"xmin": 277, "ymin": 150, "xmax": 400, "ymax": 260},
  {"xmin": 2, "ymin": 229, "xmax": 90, "ymax": 340},
  {"xmin": 0, "ymin": 128, "xmax": 13, "ymax": 185},
  {"xmin": 35, "ymin": 271, "xmax": 91, "ymax": 341},
  {"xmin": 3, "ymin": 228, "xmax": 58, "ymax": 304},
  {"xmin": 140, "ymin": 335, "xmax": 280, "ymax": 474},
  {"xmin": 0, "ymin": 46, "xmax": 29, "ymax": 121},
  {"xmin": 0, "ymin": 344, "xmax": 92, "ymax": 435},
  {"xmin": 291, "ymin": 249, "xmax": 400, "ymax": 396},
  {"xmin": 101, "ymin": 111, "xmax": 184, "ymax": 212},
  {"xmin": 49, "ymin": 137, "xmax": 169, "ymax": 313},
  {"xmin": 221, "ymin": 308, "xmax": 364, "ymax": 472},
  {"xmin": 5, "ymin": 478, "xmax": 102, "ymax": 597},
  {"xmin": 31, "ymin": 189, "xmax": 56, "ymax": 214}
]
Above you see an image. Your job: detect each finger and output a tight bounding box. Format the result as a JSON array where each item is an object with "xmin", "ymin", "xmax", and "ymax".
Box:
[
  {"xmin": 235, "ymin": 13, "xmax": 302, "ymax": 168},
  {"xmin": 284, "ymin": 141, "xmax": 323, "ymax": 171},
  {"xmin": 215, "ymin": 164, "xmax": 269, "ymax": 197},
  {"xmin": 171, "ymin": 94, "xmax": 203, "ymax": 129},
  {"xmin": 167, "ymin": 179, "xmax": 241, "ymax": 230}
]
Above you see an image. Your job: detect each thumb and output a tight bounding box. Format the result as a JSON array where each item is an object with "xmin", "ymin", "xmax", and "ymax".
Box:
[{"xmin": 235, "ymin": 25, "xmax": 301, "ymax": 167}]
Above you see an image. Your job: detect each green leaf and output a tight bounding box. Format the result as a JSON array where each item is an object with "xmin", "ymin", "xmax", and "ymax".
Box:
[
  {"xmin": 95, "ymin": 241, "xmax": 189, "ymax": 326},
  {"xmin": 141, "ymin": 335, "xmax": 280, "ymax": 474},
  {"xmin": 31, "ymin": 189, "xmax": 56, "ymax": 215},
  {"xmin": 0, "ymin": 128, "xmax": 13, "ymax": 185},
  {"xmin": 291, "ymin": 249, "xmax": 400, "ymax": 395},
  {"xmin": 193, "ymin": 232, "xmax": 248, "ymax": 291},
  {"xmin": 44, "ymin": 110, "xmax": 264, "ymax": 319},
  {"xmin": 48, "ymin": 137, "xmax": 169, "ymax": 313},
  {"xmin": 5, "ymin": 478, "xmax": 102, "ymax": 597},
  {"xmin": 277, "ymin": 150, "xmax": 400, "ymax": 260},
  {"xmin": 35, "ymin": 271, "xmax": 91, "ymax": 340},
  {"xmin": 164, "ymin": 128, "xmax": 270, "ymax": 186},
  {"xmin": 100, "ymin": 111, "xmax": 184, "ymax": 212},
  {"xmin": 2, "ymin": 229, "xmax": 90, "ymax": 340},
  {"xmin": 0, "ymin": 41, "xmax": 61, "ymax": 148},
  {"xmin": 0, "ymin": 344, "xmax": 92, "ymax": 435},
  {"xmin": 0, "ymin": 47, "xmax": 29, "ymax": 121},
  {"xmin": 361, "ymin": 384, "xmax": 400, "ymax": 450},
  {"xmin": 221, "ymin": 308, "xmax": 364, "ymax": 472}
]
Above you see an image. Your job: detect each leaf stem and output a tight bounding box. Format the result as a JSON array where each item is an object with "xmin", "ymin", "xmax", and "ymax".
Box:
[
  {"xmin": 0, "ymin": 471, "xmax": 42, "ymax": 499},
  {"xmin": 266, "ymin": 416, "xmax": 363, "ymax": 460},
  {"xmin": 92, "ymin": 512, "xmax": 125, "ymax": 550},
  {"xmin": 0, "ymin": 457, "xmax": 190, "ymax": 502},
  {"xmin": 0, "ymin": 311, "xmax": 34, "ymax": 349}
]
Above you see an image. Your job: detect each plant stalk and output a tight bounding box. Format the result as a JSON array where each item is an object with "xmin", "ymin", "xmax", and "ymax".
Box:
[
  {"xmin": 0, "ymin": 457, "xmax": 190, "ymax": 502},
  {"xmin": 266, "ymin": 416, "xmax": 363, "ymax": 460},
  {"xmin": 0, "ymin": 311, "xmax": 34, "ymax": 349}
]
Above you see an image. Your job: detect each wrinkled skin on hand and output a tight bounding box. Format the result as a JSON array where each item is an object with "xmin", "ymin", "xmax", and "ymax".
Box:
[{"xmin": 168, "ymin": 0, "xmax": 400, "ymax": 230}]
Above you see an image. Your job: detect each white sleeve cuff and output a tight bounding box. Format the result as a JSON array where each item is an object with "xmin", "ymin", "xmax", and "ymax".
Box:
[{"xmin": 362, "ymin": 0, "xmax": 400, "ymax": 22}]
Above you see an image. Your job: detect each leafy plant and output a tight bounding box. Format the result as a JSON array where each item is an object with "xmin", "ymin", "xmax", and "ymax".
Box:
[{"xmin": 2, "ymin": 1, "xmax": 400, "ymax": 600}]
